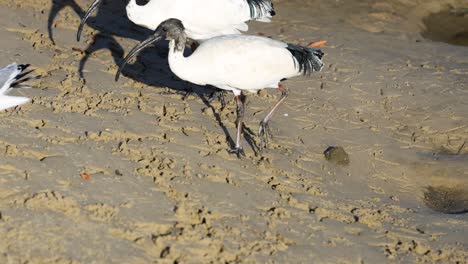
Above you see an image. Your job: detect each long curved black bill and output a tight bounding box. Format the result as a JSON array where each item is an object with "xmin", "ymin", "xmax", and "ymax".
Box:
[
  {"xmin": 77, "ymin": 0, "xmax": 103, "ymax": 42},
  {"xmin": 115, "ymin": 33, "xmax": 163, "ymax": 81}
]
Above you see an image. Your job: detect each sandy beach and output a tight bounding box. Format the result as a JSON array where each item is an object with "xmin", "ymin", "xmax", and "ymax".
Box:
[{"xmin": 0, "ymin": 0, "xmax": 467, "ymax": 262}]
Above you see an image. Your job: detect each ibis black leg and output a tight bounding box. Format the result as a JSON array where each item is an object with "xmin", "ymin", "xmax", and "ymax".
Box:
[
  {"xmin": 228, "ymin": 94, "xmax": 245, "ymax": 157},
  {"xmin": 259, "ymin": 84, "xmax": 289, "ymax": 148},
  {"xmin": 181, "ymin": 82, "xmax": 194, "ymax": 101},
  {"xmin": 208, "ymin": 89, "xmax": 227, "ymax": 110}
]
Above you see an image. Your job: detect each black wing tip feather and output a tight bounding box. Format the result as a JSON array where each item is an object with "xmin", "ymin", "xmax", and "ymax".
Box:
[
  {"xmin": 11, "ymin": 64, "xmax": 42, "ymax": 87},
  {"xmin": 247, "ymin": 0, "xmax": 275, "ymax": 19},
  {"xmin": 312, "ymin": 49, "xmax": 324, "ymax": 60},
  {"xmin": 287, "ymin": 44, "xmax": 324, "ymax": 76},
  {"xmin": 270, "ymin": 2, "xmax": 276, "ymax": 16}
]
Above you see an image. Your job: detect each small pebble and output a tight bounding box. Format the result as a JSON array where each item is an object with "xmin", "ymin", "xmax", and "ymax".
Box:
[{"xmin": 81, "ymin": 172, "xmax": 90, "ymax": 180}]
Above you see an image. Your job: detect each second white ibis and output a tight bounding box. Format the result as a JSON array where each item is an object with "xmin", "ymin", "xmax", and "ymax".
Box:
[{"xmin": 77, "ymin": 0, "xmax": 275, "ymax": 42}]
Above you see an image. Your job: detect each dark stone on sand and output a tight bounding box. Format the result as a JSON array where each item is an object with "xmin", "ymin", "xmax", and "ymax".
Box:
[
  {"xmin": 423, "ymin": 186, "xmax": 468, "ymax": 214},
  {"xmin": 324, "ymin": 146, "xmax": 350, "ymax": 165}
]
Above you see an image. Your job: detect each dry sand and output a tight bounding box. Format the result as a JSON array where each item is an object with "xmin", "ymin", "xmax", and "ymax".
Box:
[{"xmin": 0, "ymin": 0, "xmax": 467, "ymax": 263}]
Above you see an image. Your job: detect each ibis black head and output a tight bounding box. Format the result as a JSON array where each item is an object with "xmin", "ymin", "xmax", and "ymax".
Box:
[
  {"xmin": 156, "ymin": 18, "xmax": 185, "ymax": 41},
  {"xmin": 115, "ymin": 18, "xmax": 185, "ymax": 81}
]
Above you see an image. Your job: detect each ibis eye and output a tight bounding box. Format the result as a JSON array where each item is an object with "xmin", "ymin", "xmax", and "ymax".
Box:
[{"xmin": 162, "ymin": 27, "xmax": 167, "ymax": 32}]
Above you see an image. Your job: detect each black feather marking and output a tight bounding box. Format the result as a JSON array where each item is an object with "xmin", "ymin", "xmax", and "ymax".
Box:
[
  {"xmin": 286, "ymin": 44, "xmax": 324, "ymax": 76},
  {"xmin": 14, "ymin": 65, "xmax": 32, "ymax": 81},
  {"xmin": 247, "ymin": 0, "xmax": 275, "ymax": 20},
  {"xmin": 17, "ymin": 64, "xmax": 30, "ymax": 72}
]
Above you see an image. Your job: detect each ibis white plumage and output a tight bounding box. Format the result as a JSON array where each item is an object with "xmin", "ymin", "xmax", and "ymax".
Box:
[
  {"xmin": 115, "ymin": 19, "xmax": 324, "ymax": 156},
  {"xmin": 77, "ymin": 0, "xmax": 275, "ymax": 42},
  {"xmin": 0, "ymin": 63, "xmax": 32, "ymax": 111}
]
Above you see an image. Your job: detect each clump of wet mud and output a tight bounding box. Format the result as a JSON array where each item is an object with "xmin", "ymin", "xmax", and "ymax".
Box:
[
  {"xmin": 324, "ymin": 146, "xmax": 350, "ymax": 165},
  {"xmin": 422, "ymin": 9, "xmax": 468, "ymax": 46},
  {"xmin": 423, "ymin": 185, "xmax": 468, "ymax": 214}
]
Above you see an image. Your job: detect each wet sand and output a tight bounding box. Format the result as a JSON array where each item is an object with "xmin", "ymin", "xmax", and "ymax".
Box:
[{"xmin": 0, "ymin": 0, "xmax": 467, "ymax": 262}]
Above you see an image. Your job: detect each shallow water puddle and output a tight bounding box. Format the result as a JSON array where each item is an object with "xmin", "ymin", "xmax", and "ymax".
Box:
[
  {"xmin": 422, "ymin": 9, "xmax": 468, "ymax": 47},
  {"xmin": 424, "ymin": 185, "xmax": 468, "ymax": 214},
  {"xmin": 412, "ymin": 154, "xmax": 468, "ymax": 214}
]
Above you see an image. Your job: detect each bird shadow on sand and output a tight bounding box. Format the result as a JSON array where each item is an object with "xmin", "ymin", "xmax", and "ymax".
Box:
[
  {"xmin": 48, "ymin": 0, "xmax": 151, "ymax": 45},
  {"xmin": 48, "ymin": 0, "xmax": 84, "ymax": 45},
  {"xmin": 48, "ymin": 0, "xmax": 261, "ymax": 154},
  {"xmin": 79, "ymin": 33, "xmax": 261, "ymax": 154}
]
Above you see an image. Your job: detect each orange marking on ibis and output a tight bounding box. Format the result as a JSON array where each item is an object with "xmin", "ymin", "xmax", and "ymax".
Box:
[{"xmin": 307, "ymin": 40, "xmax": 327, "ymax": 48}]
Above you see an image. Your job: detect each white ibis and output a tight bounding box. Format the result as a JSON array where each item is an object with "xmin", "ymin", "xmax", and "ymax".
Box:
[
  {"xmin": 77, "ymin": 0, "xmax": 275, "ymax": 42},
  {"xmin": 116, "ymin": 19, "xmax": 324, "ymax": 156},
  {"xmin": 0, "ymin": 63, "xmax": 33, "ymax": 111}
]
